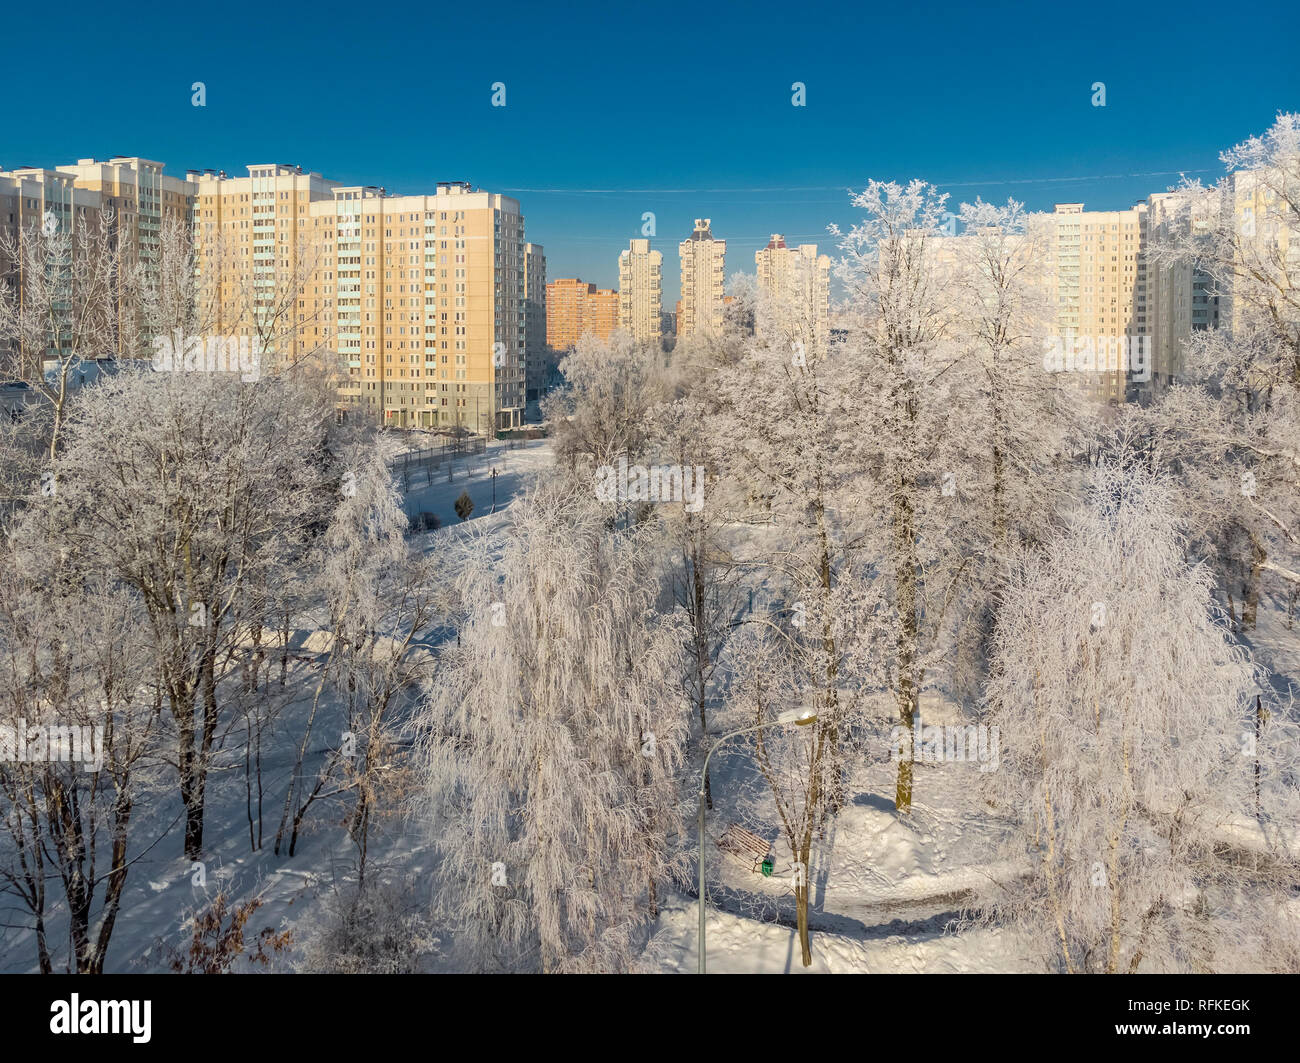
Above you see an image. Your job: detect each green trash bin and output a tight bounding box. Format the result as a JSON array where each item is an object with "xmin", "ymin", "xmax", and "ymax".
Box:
[{"xmin": 761, "ymin": 856, "xmax": 774, "ymax": 877}]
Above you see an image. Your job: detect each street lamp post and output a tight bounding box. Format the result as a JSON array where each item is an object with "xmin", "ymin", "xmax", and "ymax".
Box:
[{"xmin": 697, "ymin": 707, "xmax": 816, "ymax": 974}]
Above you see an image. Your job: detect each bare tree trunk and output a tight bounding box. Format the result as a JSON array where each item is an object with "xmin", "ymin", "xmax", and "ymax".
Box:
[
  {"xmin": 255, "ymin": 715, "xmax": 264, "ymax": 850},
  {"xmin": 812, "ymin": 482, "xmax": 843, "ymax": 819},
  {"xmin": 1242, "ymin": 534, "xmax": 1266, "ymax": 631},
  {"xmin": 88, "ymin": 798, "xmax": 134, "ymax": 975},
  {"xmin": 687, "ymin": 540, "xmax": 716, "ymax": 810},
  {"xmin": 175, "ymin": 691, "xmax": 205, "ymax": 861},
  {"xmin": 990, "ymin": 387, "xmax": 1008, "ymax": 544},
  {"xmin": 796, "ymin": 834, "xmax": 813, "ymax": 967},
  {"xmin": 894, "ymin": 483, "xmax": 920, "ymax": 812},
  {"xmin": 275, "ymin": 653, "xmax": 332, "ymax": 855},
  {"xmin": 795, "ymin": 881, "xmax": 812, "ymax": 966},
  {"xmin": 245, "ymin": 707, "xmax": 256, "ymax": 852},
  {"xmin": 35, "ymin": 919, "xmax": 52, "ymax": 974},
  {"xmin": 186, "ymin": 644, "xmax": 221, "ymax": 860}
]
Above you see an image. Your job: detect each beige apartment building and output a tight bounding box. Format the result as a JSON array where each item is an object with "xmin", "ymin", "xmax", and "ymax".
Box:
[
  {"xmin": 57, "ymin": 157, "xmax": 193, "ymax": 268},
  {"xmin": 2, "ymin": 156, "xmax": 191, "ymax": 252},
  {"xmin": 190, "ymin": 163, "xmax": 334, "ymax": 368},
  {"xmin": 923, "ymin": 203, "xmax": 1168, "ymax": 405},
  {"xmin": 617, "ymin": 238, "xmax": 662, "ymax": 344},
  {"xmin": 192, "ymin": 166, "xmax": 528, "ymax": 433},
  {"xmin": 754, "ymin": 234, "xmax": 830, "ymax": 349},
  {"xmin": 1047, "ymin": 185, "xmax": 1298, "ymax": 403},
  {"xmin": 1047, "ymin": 202, "xmax": 1149, "ymax": 405},
  {"xmin": 1225, "ymin": 168, "xmax": 1299, "ymax": 336},
  {"xmin": 1144, "ymin": 191, "xmax": 1221, "ymax": 392},
  {"xmin": 1, "ymin": 157, "xmax": 193, "ymax": 373},
  {"xmin": 0, "ymin": 166, "xmax": 102, "ymax": 263},
  {"xmin": 678, "ymin": 219, "xmax": 726, "ymax": 339},
  {"xmin": 0, "ymin": 168, "xmax": 100, "ymax": 373}
]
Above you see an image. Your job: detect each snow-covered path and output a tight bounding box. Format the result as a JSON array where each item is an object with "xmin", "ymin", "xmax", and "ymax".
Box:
[{"xmin": 647, "ymin": 894, "xmax": 1032, "ymax": 974}]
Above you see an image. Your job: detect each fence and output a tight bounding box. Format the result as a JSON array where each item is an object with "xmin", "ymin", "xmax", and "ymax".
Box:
[
  {"xmin": 389, "ymin": 438, "xmax": 486, "ymax": 491},
  {"xmin": 495, "ymin": 426, "xmax": 548, "ymax": 442}
]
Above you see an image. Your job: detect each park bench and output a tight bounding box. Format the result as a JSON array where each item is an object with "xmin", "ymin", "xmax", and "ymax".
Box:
[{"xmin": 717, "ymin": 823, "xmax": 774, "ymax": 875}]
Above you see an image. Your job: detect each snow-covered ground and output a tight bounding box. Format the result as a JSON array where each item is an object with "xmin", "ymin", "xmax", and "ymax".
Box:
[
  {"xmin": 399, "ymin": 437, "xmax": 554, "ymax": 530},
  {"xmin": 647, "ymin": 698, "xmax": 1039, "ymax": 973},
  {"xmin": 0, "ymin": 644, "xmax": 445, "ymax": 972},
  {"xmin": 648, "ymin": 897, "xmax": 1026, "ymax": 974}
]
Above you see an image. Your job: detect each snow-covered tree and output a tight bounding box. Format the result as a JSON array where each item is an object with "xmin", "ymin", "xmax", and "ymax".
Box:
[
  {"xmin": 414, "ymin": 484, "xmax": 688, "ymax": 972},
  {"xmin": 44, "ymin": 366, "xmax": 341, "ymax": 859},
  {"xmin": 543, "ymin": 329, "xmax": 670, "ymax": 484},
  {"xmin": 949, "ymin": 198, "xmax": 1072, "ymax": 547},
  {"xmin": 667, "ymin": 276, "xmax": 752, "ymax": 385},
  {"xmin": 935, "ymin": 199, "xmax": 1080, "ymax": 699},
  {"xmin": 706, "ymin": 265, "xmax": 889, "ymax": 822},
  {"xmin": 1145, "ymin": 114, "xmax": 1300, "ymax": 623},
  {"xmin": 718, "ymin": 622, "xmax": 875, "ymax": 968},
  {"xmin": 0, "ymin": 533, "xmax": 161, "ymax": 973},
  {"xmin": 0, "ymin": 207, "xmax": 126, "ymax": 458},
  {"xmin": 277, "ymin": 434, "xmax": 442, "ymax": 887},
  {"xmin": 831, "ymin": 180, "xmax": 972, "ymax": 812},
  {"xmin": 641, "ymin": 392, "xmax": 742, "ymax": 805},
  {"xmin": 981, "ymin": 459, "xmax": 1300, "ymax": 972}
]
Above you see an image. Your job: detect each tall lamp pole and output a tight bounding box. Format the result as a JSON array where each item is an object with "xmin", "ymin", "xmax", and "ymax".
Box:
[{"xmin": 697, "ymin": 707, "xmax": 816, "ymax": 974}]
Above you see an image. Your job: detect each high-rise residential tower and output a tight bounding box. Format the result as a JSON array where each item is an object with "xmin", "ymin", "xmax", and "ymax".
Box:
[
  {"xmin": 1, "ymin": 157, "xmax": 194, "ymax": 370},
  {"xmin": 545, "ymin": 278, "xmax": 617, "ymax": 349},
  {"xmin": 617, "ymin": 238, "xmax": 662, "ymax": 344},
  {"xmin": 754, "ymin": 234, "xmax": 831, "ymax": 349},
  {"xmin": 523, "ymin": 242, "xmax": 548, "ymax": 400},
  {"xmin": 588, "ymin": 286, "xmax": 619, "ymax": 341},
  {"xmin": 546, "ymin": 278, "xmax": 595, "ymax": 351},
  {"xmin": 1049, "ymin": 202, "xmax": 1149, "ymax": 405},
  {"xmin": 678, "ymin": 218, "xmax": 725, "ymax": 339},
  {"xmin": 56, "ymin": 157, "xmax": 193, "ymax": 269},
  {"xmin": 194, "ymin": 168, "xmax": 528, "ymax": 433}
]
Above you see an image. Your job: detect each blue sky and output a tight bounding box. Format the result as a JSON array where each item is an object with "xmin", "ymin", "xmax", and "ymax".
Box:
[{"xmin": 5, "ymin": 0, "xmax": 1296, "ymax": 303}]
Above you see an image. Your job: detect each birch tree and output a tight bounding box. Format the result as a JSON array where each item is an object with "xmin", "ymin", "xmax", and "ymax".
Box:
[
  {"xmin": 981, "ymin": 459, "xmax": 1300, "ymax": 972},
  {"xmin": 950, "ymin": 198, "xmax": 1072, "ymax": 547},
  {"xmin": 543, "ymin": 330, "xmax": 670, "ymax": 486},
  {"xmin": 831, "ymin": 181, "xmax": 970, "ymax": 812},
  {"xmin": 707, "ymin": 271, "xmax": 886, "ymax": 822},
  {"xmin": 415, "ymin": 484, "xmax": 688, "ymax": 972},
  {"xmin": 942, "ymin": 199, "xmax": 1077, "ymax": 695},
  {"xmin": 645, "ymin": 393, "xmax": 742, "ymax": 816},
  {"xmin": 718, "ymin": 622, "xmax": 877, "ymax": 968}
]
